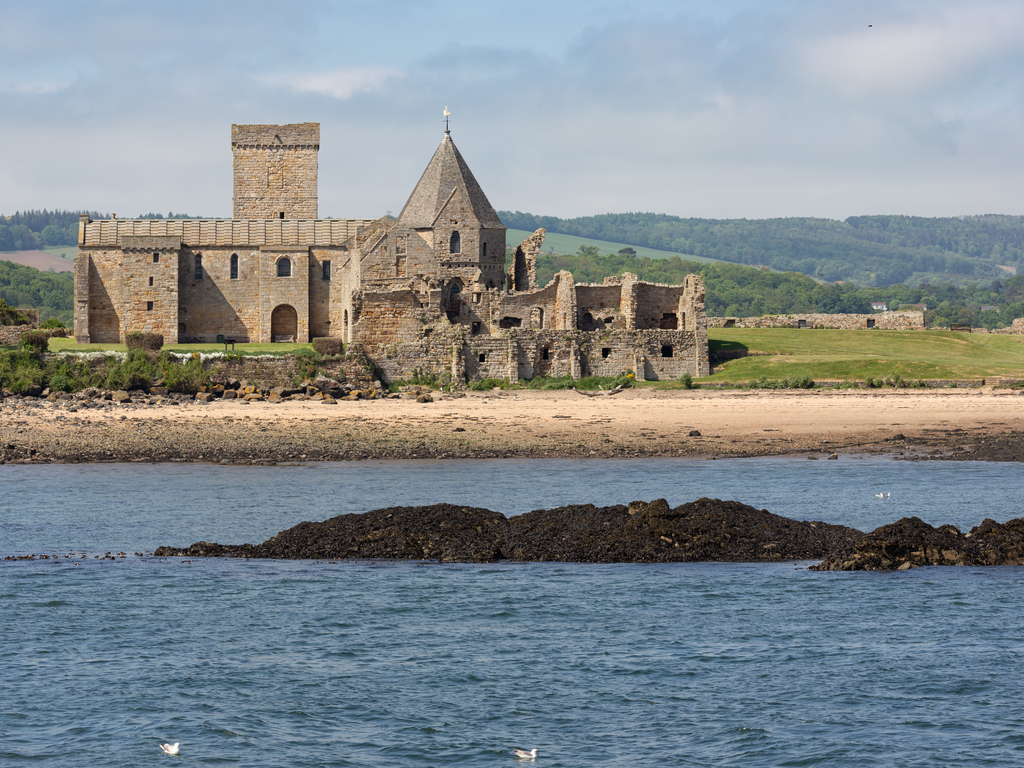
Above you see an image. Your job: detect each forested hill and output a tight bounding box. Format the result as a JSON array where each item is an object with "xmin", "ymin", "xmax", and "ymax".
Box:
[{"xmin": 500, "ymin": 211, "xmax": 1024, "ymax": 287}]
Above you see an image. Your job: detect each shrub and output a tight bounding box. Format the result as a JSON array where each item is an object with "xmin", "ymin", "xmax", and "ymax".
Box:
[
  {"xmin": 312, "ymin": 337, "xmax": 344, "ymax": 356},
  {"xmin": 748, "ymin": 375, "xmax": 814, "ymax": 390},
  {"xmin": 680, "ymin": 372, "xmax": 694, "ymax": 389},
  {"xmin": 20, "ymin": 330, "xmax": 49, "ymax": 353},
  {"xmin": 125, "ymin": 331, "xmax": 164, "ymax": 351},
  {"xmin": 40, "ymin": 317, "xmax": 67, "ymax": 329}
]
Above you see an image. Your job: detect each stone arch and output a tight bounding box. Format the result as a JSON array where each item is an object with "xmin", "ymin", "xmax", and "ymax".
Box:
[
  {"xmin": 271, "ymin": 304, "xmax": 298, "ymax": 342},
  {"xmin": 277, "ymin": 257, "xmax": 292, "ymax": 277}
]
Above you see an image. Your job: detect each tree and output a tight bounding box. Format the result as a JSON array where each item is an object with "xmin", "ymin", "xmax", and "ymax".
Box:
[{"xmin": 618, "ymin": 247, "xmax": 637, "ymax": 257}]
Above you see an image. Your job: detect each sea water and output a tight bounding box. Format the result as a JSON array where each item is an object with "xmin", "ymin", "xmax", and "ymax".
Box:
[{"xmin": 2, "ymin": 458, "xmax": 1024, "ymax": 767}]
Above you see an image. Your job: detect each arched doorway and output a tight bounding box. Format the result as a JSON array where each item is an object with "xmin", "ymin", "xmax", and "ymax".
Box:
[
  {"xmin": 446, "ymin": 282, "xmax": 462, "ymax": 321},
  {"xmin": 271, "ymin": 304, "xmax": 298, "ymax": 342}
]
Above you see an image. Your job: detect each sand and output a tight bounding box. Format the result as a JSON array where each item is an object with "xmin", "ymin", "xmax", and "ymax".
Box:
[{"xmin": 3, "ymin": 387, "xmax": 1024, "ymax": 464}]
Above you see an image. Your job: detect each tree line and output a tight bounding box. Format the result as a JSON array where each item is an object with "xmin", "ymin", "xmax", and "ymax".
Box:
[
  {"xmin": 501, "ymin": 211, "xmax": 1024, "ymax": 287},
  {"xmin": 0, "ymin": 261, "xmax": 74, "ymax": 324},
  {"xmin": 0, "ymin": 209, "xmax": 199, "ymax": 251}
]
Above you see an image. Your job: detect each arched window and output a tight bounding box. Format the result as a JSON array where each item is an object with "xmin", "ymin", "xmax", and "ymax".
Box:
[
  {"xmin": 277, "ymin": 257, "xmax": 291, "ymax": 277},
  {"xmin": 449, "ymin": 230, "xmax": 461, "ymax": 254},
  {"xmin": 230, "ymin": 253, "xmax": 238, "ymax": 279},
  {"xmin": 194, "ymin": 253, "xmax": 203, "ymax": 280}
]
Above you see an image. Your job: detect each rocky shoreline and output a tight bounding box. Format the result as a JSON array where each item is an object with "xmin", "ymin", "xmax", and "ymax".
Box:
[{"xmin": 152, "ymin": 500, "xmax": 1024, "ymax": 571}]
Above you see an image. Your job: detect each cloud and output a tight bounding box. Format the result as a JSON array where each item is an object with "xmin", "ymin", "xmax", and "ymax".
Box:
[
  {"xmin": 0, "ymin": 79, "xmax": 73, "ymax": 95},
  {"xmin": 797, "ymin": 1, "xmax": 1024, "ymax": 99},
  {"xmin": 260, "ymin": 67, "xmax": 404, "ymax": 100}
]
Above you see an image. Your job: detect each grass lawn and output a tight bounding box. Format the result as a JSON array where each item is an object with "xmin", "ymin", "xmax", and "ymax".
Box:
[
  {"xmin": 705, "ymin": 328, "xmax": 1024, "ymax": 382},
  {"xmin": 505, "ymin": 228, "xmax": 719, "ymax": 264},
  {"xmin": 46, "ymin": 338, "xmax": 312, "ymax": 355}
]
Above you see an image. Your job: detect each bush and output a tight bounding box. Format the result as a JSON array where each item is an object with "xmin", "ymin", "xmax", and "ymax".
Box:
[
  {"xmin": 680, "ymin": 372, "xmax": 694, "ymax": 389},
  {"xmin": 20, "ymin": 330, "xmax": 49, "ymax": 353},
  {"xmin": 312, "ymin": 337, "xmax": 344, "ymax": 356},
  {"xmin": 40, "ymin": 317, "xmax": 67, "ymax": 329},
  {"xmin": 748, "ymin": 375, "xmax": 815, "ymax": 390},
  {"xmin": 125, "ymin": 331, "xmax": 164, "ymax": 351}
]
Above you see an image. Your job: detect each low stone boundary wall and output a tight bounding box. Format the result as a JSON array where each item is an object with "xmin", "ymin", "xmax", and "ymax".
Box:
[
  {"xmin": 0, "ymin": 324, "xmax": 36, "ymax": 346},
  {"xmin": 709, "ymin": 311, "xmax": 925, "ymax": 330}
]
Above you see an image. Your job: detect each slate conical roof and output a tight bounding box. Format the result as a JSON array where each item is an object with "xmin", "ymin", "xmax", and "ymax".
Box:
[{"xmin": 397, "ymin": 132, "xmax": 505, "ymax": 229}]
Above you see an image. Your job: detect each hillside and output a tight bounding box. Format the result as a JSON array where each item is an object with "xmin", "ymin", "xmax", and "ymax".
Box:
[
  {"xmin": 500, "ymin": 211, "xmax": 1024, "ymax": 288},
  {"xmin": 505, "ymin": 228, "xmax": 718, "ymax": 263}
]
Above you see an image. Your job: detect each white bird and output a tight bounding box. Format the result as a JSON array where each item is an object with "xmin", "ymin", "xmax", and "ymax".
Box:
[
  {"xmin": 886, "ymin": 492, "xmax": 891, "ymax": 497},
  {"xmin": 874, "ymin": 493, "xmax": 884, "ymax": 498},
  {"xmin": 513, "ymin": 747, "xmax": 538, "ymax": 759},
  {"xmin": 160, "ymin": 743, "xmax": 179, "ymax": 756}
]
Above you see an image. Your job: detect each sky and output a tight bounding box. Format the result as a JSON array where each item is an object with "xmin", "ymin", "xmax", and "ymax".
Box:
[{"xmin": 1, "ymin": 0, "xmax": 1022, "ymax": 221}]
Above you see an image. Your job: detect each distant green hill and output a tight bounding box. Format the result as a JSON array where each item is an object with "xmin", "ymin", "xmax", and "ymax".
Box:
[
  {"xmin": 505, "ymin": 228, "xmax": 718, "ymax": 264},
  {"xmin": 500, "ymin": 211, "xmax": 1024, "ymax": 288}
]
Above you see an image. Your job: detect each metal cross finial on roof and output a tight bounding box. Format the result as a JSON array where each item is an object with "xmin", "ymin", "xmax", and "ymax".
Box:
[{"xmin": 443, "ymin": 106, "xmax": 451, "ymax": 134}]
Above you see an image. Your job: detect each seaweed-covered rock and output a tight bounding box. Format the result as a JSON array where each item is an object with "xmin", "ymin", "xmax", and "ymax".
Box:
[
  {"xmin": 501, "ymin": 498, "xmax": 862, "ymax": 563},
  {"xmin": 811, "ymin": 516, "xmax": 1024, "ymax": 570},
  {"xmin": 155, "ymin": 499, "xmax": 862, "ymax": 564}
]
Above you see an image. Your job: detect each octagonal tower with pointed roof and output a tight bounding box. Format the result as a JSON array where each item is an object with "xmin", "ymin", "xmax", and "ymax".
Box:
[{"xmin": 397, "ymin": 130, "xmax": 507, "ymax": 293}]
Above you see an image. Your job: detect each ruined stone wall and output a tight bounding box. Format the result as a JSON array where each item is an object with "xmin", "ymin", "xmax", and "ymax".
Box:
[
  {"xmin": 355, "ymin": 290, "xmax": 427, "ymax": 349},
  {"xmin": 633, "ymin": 283, "xmax": 689, "ymax": 330},
  {"xmin": 490, "ymin": 281, "xmax": 559, "ymax": 332},
  {"xmin": 0, "ymin": 325, "xmax": 34, "ymax": 345},
  {"xmin": 576, "ymin": 285, "xmax": 624, "ymax": 330},
  {"xmin": 507, "ymin": 228, "xmax": 545, "ymax": 291},
  {"xmin": 232, "ymin": 123, "xmax": 319, "ymax": 220},
  {"xmin": 206, "ymin": 355, "xmax": 374, "ymax": 390},
  {"xmin": 552, "ymin": 272, "xmax": 577, "ymax": 330},
  {"xmin": 707, "ymin": 310, "xmax": 925, "ymax": 330}
]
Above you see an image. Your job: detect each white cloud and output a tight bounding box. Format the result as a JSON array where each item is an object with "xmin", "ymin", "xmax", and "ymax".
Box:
[
  {"xmin": 798, "ymin": 2, "xmax": 1024, "ymax": 99},
  {"xmin": 260, "ymin": 67, "xmax": 403, "ymax": 99},
  {"xmin": 0, "ymin": 78, "xmax": 73, "ymax": 95}
]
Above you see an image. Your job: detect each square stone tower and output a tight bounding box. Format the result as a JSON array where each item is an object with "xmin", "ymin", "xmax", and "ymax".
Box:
[{"xmin": 231, "ymin": 123, "xmax": 319, "ymax": 219}]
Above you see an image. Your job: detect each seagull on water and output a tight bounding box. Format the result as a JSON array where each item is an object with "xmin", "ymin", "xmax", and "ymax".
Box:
[
  {"xmin": 874, "ymin": 493, "xmax": 884, "ymax": 498},
  {"xmin": 513, "ymin": 747, "xmax": 538, "ymax": 759},
  {"xmin": 160, "ymin": 743, "xmax": 180, "ymax": 756}
]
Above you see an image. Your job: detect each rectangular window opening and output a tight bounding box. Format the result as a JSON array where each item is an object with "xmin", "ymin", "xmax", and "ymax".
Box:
[
  {"xmin": 323, "ymin": 260, "xmax": 332, "ymax": 281},
  {"xmin": 541, "ymin": 348, "xmax": 549, "ymax": 360},
  {"xmin": 661, "ymin": 345, "xmax": 673, "ymax": 358},
  {"xmin": 194, "ymin": 254, "xmax": 203, "ymax": 280},
  {"xmin": 601, "ymin": 347, "xmax": 611, "ymax": 358},
  {"xmin": 471, "ymin": 322, "xmax": 482, "ymax": 335},
  {"xmin": 152, "ymin": 253, "xmax": 160, "ymax": 263},
  {"xmin": 279, "ymin": 212, "xmax": 285, "ymax": 219},
  {"xmin": 478, "ymin": 353, "xmax": 486, "ymax": 363},
  {"xmin": 146, "ymin": 301, "xmax": 154, "ymax": 311}
]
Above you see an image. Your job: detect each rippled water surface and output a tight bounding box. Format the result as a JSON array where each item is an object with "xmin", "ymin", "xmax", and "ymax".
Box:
[{"xmin": 3, "ymin": 458, "xmax": 1024, "ymax": 766}]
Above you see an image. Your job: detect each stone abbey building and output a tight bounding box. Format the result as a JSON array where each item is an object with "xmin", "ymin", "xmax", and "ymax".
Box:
[{"xmin": 75, "ymin": 123, "xmax": 709, "ymax": 383}]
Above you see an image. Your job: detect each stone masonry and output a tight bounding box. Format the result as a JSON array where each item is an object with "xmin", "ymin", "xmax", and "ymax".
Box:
[
  {"xmin": 708, "ymin": 310, "xmax": 925, "ymax": 331},
  {"xmin": 232, "ymin": 123, "xmax": 319, "ymax": 220},
  {"xmin": 75, "ymin": 123, "xmax": 710, "ymax": 382}
]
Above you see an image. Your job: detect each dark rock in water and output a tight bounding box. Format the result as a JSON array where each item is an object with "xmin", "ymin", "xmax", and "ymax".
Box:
[
  {"xmin": 155, "ymin": 498, "xmax": 863, "ymax": 564},
  {"xmin": 501, "ymin": 498, "xmax": 862, "ymax": 563},
  {"xmin": 811, "ymin": 516, "xmax": 1024, "ymax": 571},
  {"xmin": 157, "ymin": 504, "xmax": 506, "ymax": 563}
]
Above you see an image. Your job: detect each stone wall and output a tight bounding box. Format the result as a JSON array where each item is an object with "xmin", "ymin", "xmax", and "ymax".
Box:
[
  {"xmin": 0, "ymin": 324, "xmax": 35, "ymax": 345},
  {"xmin": 708, "ymin": 310, "xmax": 925, "ymax": 330},
  {"xmin": 231, "ymin": 123, "xmax": 319, "ymax": 220},
  {"xmin": 208, "ymin": 355, "xmax": 374, "ymax": 390}
]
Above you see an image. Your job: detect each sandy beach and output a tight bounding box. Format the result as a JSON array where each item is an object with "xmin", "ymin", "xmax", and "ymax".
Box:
[{"xmin": 2, "ymin": 387, "xmax": 1023, "ymax": 464}]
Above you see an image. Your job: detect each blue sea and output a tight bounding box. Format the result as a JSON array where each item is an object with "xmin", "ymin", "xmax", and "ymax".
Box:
[{"xmin": 3, "ymin": 458, "xmax": 1024, "ymax": 767}]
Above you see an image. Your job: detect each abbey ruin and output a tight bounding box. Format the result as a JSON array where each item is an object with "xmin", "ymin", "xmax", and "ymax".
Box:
[{"xmin": 74, "ymin": 123, "xmax": 709, "ymax": 383}]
